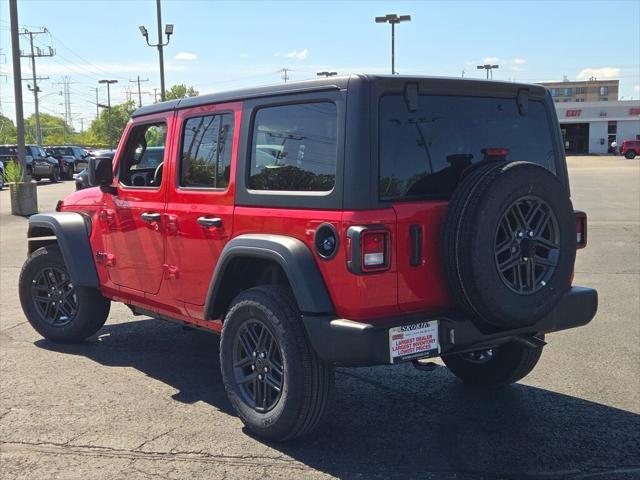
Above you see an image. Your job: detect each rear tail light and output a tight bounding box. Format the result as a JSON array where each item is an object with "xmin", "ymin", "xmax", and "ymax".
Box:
[
  {"xmin": 346, "ymin": 226, "xmax": 390, "ymax": 273},
  {"xmin": 575, "ymin": 210, "xmax": 587, "ymax": 249},
  {"xmin": 482, "ymin": 147, "xmax": 510, "ymax": 157}
]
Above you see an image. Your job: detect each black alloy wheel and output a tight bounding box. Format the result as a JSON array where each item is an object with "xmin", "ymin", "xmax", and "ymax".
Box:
[
  {"xmin": 233, "ymin": 319, "xmax": 284, "ymax": 413},
  {"xmin": 494, "ymin": 196, "xmax": 560, "ymax": 295},
  {"xmin": 30, "ymin": 266, "xmax": 77, "ymax": 327}
]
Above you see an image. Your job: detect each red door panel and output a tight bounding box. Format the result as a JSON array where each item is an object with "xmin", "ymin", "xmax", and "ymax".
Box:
[
  {"xmin": 164, "ymin": 102, "xmax": 242, "ymax": 308},
  {"xmin": 394, "ymin": 201, "xmax": 453, "ymax": 313}
]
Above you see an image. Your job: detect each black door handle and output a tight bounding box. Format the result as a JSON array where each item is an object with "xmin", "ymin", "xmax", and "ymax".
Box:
[
  {"xmin": 197, "ymin": 216, "xmax": 223, "ymax": 228},
  {"xmin": 141, "ymin": 212, "xmax": 161, "ymax": 223}
]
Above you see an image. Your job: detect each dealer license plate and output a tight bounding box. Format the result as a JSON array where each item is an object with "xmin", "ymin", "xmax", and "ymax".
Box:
[{"xmin": 389, "ymin": 321, "xmax": 440, "ymax": 364}]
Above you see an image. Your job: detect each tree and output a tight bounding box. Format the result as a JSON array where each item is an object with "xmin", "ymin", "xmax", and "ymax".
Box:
[
  {"xmin": 86, "ymin": 100, "xmax": 137, "ymax": 148},
  {"xmin": 0, "ymin": 115, "xmax": 17, "ymax": 144},
  {"xmin": 25, "ymin": 113, "xmax": 74, "ymax": 145},
  {"xmin": 164, "ymin": 84, "xmax": 199, "ymax": 101}
]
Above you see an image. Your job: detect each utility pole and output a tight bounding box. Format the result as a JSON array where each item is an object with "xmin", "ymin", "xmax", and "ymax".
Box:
[
  {"xmin": 138, "ymin": 0, "xmax": 174, "ymax": 101},
  {"xmin": 280, "ymin": 68, "xmax": 290, "ymax": 83},
  {"xmin": 56, "ymin": 76, "xmax": 76, "ymax": 130},
  {"xmin": 20, "ymin": 28, "xmax": 55, "ymax": 145},
  {"xmin": 9, "ymin": 0, "xmax": 26, "ymax": 172},
  {"xmin": 99, "ymin": 79, "xmax": 118, "ymax": 149},
  {"xmin": 95, "ymin": 88, "xmax": 99, "ymax": 118},
  {"xmin": 153, "ymin": 88, "xmax": 159, "ymax": 103},
  {"xmin": 375, "ymin": 14, "xmax": 411, "ymax": 75},
  {"xmin": 130, "ymin": 75, "xmax": 149, "ymax": 108}
]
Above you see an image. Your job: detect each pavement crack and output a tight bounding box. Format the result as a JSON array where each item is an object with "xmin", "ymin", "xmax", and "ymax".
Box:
[{"xmin": 134, "ymin": 427, "xmax": 177, "ymax": 452}]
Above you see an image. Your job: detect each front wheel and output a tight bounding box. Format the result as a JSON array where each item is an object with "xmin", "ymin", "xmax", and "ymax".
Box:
[
  {"xmin": 220, "ymin": 286, "xmax": 334, "ymax": 441},
  {"xmin": 19, "ymin": 245, "xmax": 110, "ymax": 343},
  {"xmin": 625, "ymin": 151, "xmax": 636, "ymax": 160},
  {"xmin": 442, "ymin": 339, "xmax": 544, "ymax": 388}
]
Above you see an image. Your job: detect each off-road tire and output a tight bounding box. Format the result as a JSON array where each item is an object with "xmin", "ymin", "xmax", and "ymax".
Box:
[
  {"xmin": 19, "ymin": 245, "xmax": 110, "ymax": 343},
  {"xmin": 625, "ymin": 150, "xmax": 637, "ymax": 160},
  {"xmin": 442, "ymin": 340, "xmax": 544, "ymax": 388},
  {"xmin": 441, "ymin": 161, "xmax": 576, "ymax": 328},
  {"xmin": 49, "ymin": 167, "xmax": 60, "ymax": 183},
  {"xmin": 220, "ymin": 286, "xmax": 334, "ymax": 441}
]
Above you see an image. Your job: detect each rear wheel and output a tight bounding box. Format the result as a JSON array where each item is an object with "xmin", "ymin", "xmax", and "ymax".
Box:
[
  {"xmin": 442, "ymin": 340, "xmax": 544, "ymax": 388},
  {"xmin": 220, "ymin": 286, "xmax": 334, "ymax": 441},
  {"xmin": 19, "ymin": 245, "xmax": 110, "ymax": 343},
  {"xmin": 625, "ymin": 150, "xmax": 636, "ymax": 159}
]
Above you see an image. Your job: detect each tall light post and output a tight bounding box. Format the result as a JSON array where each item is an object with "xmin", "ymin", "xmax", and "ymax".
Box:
[
  {"xmin": 375, "ymin": 13, "xmax": 411, "ymax": 75},
  {"xmin": 139, "ymin": 0, "xmax": 173, "ymax": 102},
  {"xmin": 477, "ymin": 64, "xmax": 499, "ymax": 80},
  {"xmin": 99, "ymin": 79, "xmax": 117, "ymax": 149}
]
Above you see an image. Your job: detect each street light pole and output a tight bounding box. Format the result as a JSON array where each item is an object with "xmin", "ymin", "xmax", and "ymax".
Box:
[
  {"xmin": 139, "ymin": 1, "xmax": 173, "ymax": 102},
  {"xmin": 477, "ymin": 64, "xmax": 499, "ymax": 80},
  {"xmin": 99, "ymin": 79, "xmax": 118, "ymax": 149},
  {"xmin": 375, "ymin": 13, "xmax": 411, "ymax": 75}
]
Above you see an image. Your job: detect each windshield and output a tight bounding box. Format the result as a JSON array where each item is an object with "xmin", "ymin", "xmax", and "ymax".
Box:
[
  {"xmin": 50, "ymin": 147, "xmax": 74, "ymax": 156},
  {"xmin": 379, "ymin": 95, "xmax": 557, "ymax": 200}
]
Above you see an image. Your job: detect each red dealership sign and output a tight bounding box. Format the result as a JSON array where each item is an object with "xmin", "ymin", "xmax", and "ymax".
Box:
[{"xmin": 566, "ymin": 110, "xmax": 582, "ymax": 117}]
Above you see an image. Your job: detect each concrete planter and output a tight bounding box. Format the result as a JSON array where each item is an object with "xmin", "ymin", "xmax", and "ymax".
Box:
[{"xmin": 9, "ymin": 181, "xmax": 38, "ymax": 217}]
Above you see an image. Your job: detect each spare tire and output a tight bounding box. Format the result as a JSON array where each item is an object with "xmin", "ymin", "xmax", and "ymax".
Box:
[{"xmin": 441, "ymin": 161, "xmax": 576, "ymax": 328}]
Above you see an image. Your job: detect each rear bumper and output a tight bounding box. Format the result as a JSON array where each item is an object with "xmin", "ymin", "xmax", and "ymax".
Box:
[{"xmin": 302, "ymin": 286, "xmax": 598, "ymax": 367}]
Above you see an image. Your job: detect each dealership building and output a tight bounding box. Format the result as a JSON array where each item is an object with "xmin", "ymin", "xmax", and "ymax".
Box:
[{"xmin": 552, "ymin": 100, "xmax": 640, "ymax": 154}]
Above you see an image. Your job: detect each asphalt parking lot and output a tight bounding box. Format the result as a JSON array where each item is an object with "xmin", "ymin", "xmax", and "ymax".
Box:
[{"xmin": 1, "ymin": 156, "xmax": 639, "ymax": 480}]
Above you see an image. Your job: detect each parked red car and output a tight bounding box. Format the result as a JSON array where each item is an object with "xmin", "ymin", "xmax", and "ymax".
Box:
[
  {"xmin": 620, "ymin": 140, "xmax": 639, "ymax": 159},
  {"xmin": 19, "ymin": 75, "xmax": 597, "ymax": 441}
]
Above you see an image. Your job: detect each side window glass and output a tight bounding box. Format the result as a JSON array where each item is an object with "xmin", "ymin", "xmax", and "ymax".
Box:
[
  {"xmin": 180, "ymin": 113, "xmax": 234, "ymax": 188},
  {"xmin": 248, "ymin": 102, "xmax": 337, "ymax": 192},
  {"xmin": 119, "ymin": 123, "xmax": 167, "ymax": 188}
]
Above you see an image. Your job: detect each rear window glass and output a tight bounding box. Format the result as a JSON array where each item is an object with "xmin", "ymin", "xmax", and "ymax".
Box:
[
  {"xmin": 248, "ymin": 102, "xmax": 337, "ymax": 192},
  {"xmin": 0, "ymin": 146, "xmax": 17, "ymax": 156},
  {"xmin": 379, "ymin": 95, "xmax": 557, "ymax": 200}
]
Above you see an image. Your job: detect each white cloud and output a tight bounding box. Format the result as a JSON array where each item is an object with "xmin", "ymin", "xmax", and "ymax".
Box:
[
  {"xmin": 634, "ymin": 84, "xmax": 640, "ymax": 92},
  {"xmin": 576, "ymin": 67, "xmax": 620, "ymax": 80},
  {"xmin": 286, "ymin": 48, "xmax": 308, "ymax": 60},
  {"xmin": 513, "ymin": 58, "xmax": 526, "ymax": 65},
  {"xmin": 240, "ymin": 53, "xmax": 249, "ymax": 58},
  {"xmin": 174, "ymin": 52, "xmax": 197, "ymax": 61},
  {"xmin": 483, "ymin": 57, "xmax": 499, "ymax": 63}
]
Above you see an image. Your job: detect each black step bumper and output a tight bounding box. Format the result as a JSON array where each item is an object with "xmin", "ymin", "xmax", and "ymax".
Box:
[{"xmin": 302, "ymin": 287, "xmax": 598, "ymax": 367}]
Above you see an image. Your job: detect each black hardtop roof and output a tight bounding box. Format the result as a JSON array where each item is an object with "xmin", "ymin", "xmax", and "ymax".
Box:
[{"xmin": 131, "ymin": 74, "xmax": 548, "ymax": 118}]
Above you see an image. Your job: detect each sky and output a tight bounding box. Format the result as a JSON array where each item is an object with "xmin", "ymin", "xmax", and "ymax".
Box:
[{"xmin": 1, "ymin": 0, "xmax": 639, "ymax": 131}]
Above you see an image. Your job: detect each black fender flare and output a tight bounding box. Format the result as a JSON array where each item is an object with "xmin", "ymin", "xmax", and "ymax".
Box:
[
  {"xmin": 27, "ymin": 212, "xmax": 99, "ymax": 288},
  {"xmin": 204, "ymin": 234, "xmax": 334, "ymax": 319}
]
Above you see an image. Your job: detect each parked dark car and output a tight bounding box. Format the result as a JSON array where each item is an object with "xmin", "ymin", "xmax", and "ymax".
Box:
[
  {"xmin": 0, "ymin": 144, "xmax": 60, "ymax": 183},
  {"xmin": 46, "ymin": 146, "xmax": 89, "ymax": 179}
]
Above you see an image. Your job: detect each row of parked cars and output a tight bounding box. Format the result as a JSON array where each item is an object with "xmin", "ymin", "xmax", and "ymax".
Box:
[{"xmin": 0, "ymin": 144, "xmax": 109, "ymax": 189}]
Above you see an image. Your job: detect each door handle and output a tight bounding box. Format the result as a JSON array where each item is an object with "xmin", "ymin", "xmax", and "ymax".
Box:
[
  {"xmin": 197, "ymin": 216, "xmax": 223, "ymax": 228},
  {"xmin": 141, "ymin": 212, "xmax": 161, "ymax": 223}
]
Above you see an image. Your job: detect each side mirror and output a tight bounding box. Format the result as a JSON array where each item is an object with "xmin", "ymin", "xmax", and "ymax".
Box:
[{"xmin": 89, "ymin": 156, "xmax": 116, "ymax": 194}]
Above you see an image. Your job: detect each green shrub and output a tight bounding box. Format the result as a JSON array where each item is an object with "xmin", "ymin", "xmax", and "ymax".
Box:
[{"xmin": 4, "ymin": 161, "xmax": 24, "ymax": 183}]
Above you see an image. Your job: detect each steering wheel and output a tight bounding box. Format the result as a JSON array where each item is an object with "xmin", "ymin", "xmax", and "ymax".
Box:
[{"xmin": 153, "ymin": 162, "xmax": 164, "ymax": 186}]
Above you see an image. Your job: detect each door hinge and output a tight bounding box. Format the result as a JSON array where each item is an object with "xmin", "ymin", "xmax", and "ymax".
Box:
[
  {"xmin": 99, "ymin": 209, "xmax": 115, "ymax": 226},
  {"xmin": 95, "ymin": 251, "xmax": 116, "ymax": 266},
  {"xmin": 165, "ymin": 214, "xmax": 179, "ymax": 235},
  {"xmin": 163, "ymin": 264, "xmax": 179, "ymax": 279}
]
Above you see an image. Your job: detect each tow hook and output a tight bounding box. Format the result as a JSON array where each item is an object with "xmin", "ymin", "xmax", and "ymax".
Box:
[
  {"xmin": 513, "ymin": 335, "xmax": 547, "ymax": 348},
  {"xmin": 412, "ymin": 358, "xmax": 438, "ymax": 372}
]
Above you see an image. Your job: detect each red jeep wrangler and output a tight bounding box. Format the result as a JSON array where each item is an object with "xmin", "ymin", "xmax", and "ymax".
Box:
[
  {"xmin": 19, "ymin": 75, "xmax": 597, "ymax": 441},
  {"xmin": 620, "ymin": 140, "xmax": 639, "ymax": 159}
]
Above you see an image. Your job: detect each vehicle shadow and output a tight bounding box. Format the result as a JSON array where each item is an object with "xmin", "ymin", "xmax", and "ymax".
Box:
[{"xmin": 35, "ymin": 318, "xmax": 640, "ymax": 480}]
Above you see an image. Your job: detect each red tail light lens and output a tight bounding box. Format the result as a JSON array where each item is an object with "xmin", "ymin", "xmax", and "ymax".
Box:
[
  {"xmin": 362, "ymin": 231, "xmax": 387, "ymax": 268},
  {"xmin": 575, "ymin": 210, "xmax": 587, "ymax": 249}
]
